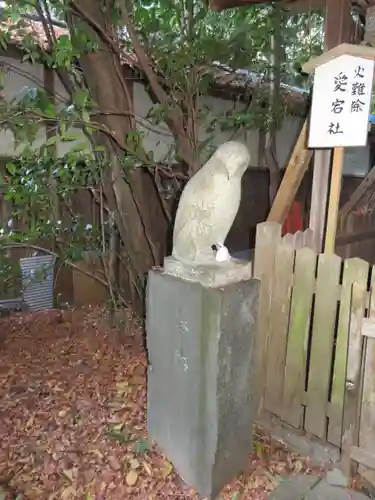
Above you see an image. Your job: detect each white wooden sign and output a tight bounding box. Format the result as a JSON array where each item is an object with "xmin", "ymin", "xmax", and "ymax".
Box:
[{"xmin": 308, "ymin": 54, "xmax": 374, "ymax": 148}]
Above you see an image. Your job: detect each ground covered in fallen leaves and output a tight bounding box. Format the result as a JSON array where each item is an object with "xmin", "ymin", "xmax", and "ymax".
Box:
[{"xmin": 0, "ymin": 308, "xmax": 321, "ymax": 499}]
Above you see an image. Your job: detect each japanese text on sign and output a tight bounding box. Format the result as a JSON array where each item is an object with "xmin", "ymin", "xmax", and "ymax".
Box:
[{"xmin": 308, "ymin": 55, "xmax": 374, "ymax": 148}]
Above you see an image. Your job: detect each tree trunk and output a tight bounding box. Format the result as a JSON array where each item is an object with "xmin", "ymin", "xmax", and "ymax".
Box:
[{"xmin": 68, "ymin": 0, "xmax": 169, "ymax": 314}]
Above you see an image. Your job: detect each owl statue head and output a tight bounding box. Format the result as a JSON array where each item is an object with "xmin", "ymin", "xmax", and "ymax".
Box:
[{"xmin": 211, "ymin": 141, "xmax": 251, "ymax": 179}]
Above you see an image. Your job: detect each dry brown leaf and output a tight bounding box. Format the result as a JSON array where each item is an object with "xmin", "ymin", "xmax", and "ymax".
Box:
[
  {"xmin": 264, "ymin": 471, "xmax": 279, "ymax": 488},
  {"xmin": 0, "ymin": 309, "xmax": 317, "ymax": 500},
  {"xmin": 142, "ymin": 460, "xmax": 152, "ymax": 476},
  {"xmin": 111, "ymin": 423, "xmax": 124, "ymax": 432},
  {"xmin": 116, "ymin": 381, "xmax": 129, "ymax": 389},
  {"xmin": 62, "ymin": 469, "xmax": 74, "ymax": 483},
  {"xmin": 294, "ymin": 459, "xmax": 304, "ymax": 473},
  {"xmin": 160, "ymin": 460, "xmax": 173, "ymax": 479},
  {"xmin": 108, "ymin": 455, "xmax": 121, "ymax": 470},
  {"xmin": 126, "ymin": 469, "xmax": 139, "ymax": 486},
  {"xmin": 130, "ymin": 458, "xmax": 140, "ymax": 469},
  {"xmin": 61, "ymin": 485, "xmax": 77, "ymax": 499},
  {"xmin": 116, "ymin": 382, "xmax": 129, "ymax": 395},
  {"xmin": 107, "ymin": 402, "xmax": 127, "ymax": 410},
  {"xmin": 91, "ymin": 449, "xmax": 104, "ymax": 459},
  {"xmin": 25, "ymin": 415, "xmax": 35, "ymax": 427},
  {"xmin": 132, "ymin": 374, "xmax": 145, "ymax": 385}
]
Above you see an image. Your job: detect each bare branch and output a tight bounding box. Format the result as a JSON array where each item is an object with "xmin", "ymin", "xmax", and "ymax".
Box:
[
  {"xmin": 70, "ymin": 0, "xmax": 122, "ymax": 57},
  {"xmin": 35, "ymin": 0, "xmax": 55, "ymax": 51},
  {"xmin": 34, "ymin": 0, "xmax": 75, "ymax": 97}
]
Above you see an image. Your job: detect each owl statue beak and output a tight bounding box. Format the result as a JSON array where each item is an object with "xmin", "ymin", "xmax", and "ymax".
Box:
[
  {"xmin": 226, "ymin": 165, "xmax": 235, "ymax": 179},
  {"xmin": 226, "ymin": 162, "xmax": 244, "ymax": 179}
]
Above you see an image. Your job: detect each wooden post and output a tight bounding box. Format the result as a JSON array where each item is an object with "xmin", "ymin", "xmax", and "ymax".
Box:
[
  {"xmin": 267, "ymin": 120, "xmax": 312, "ymax": 224},
  {"xmin": 309, "ymin": 150, "xmax": 331, "ymax": 252},
  {"xmin": 309, "ymin": 0, "xmax": 354, "ymax": 252},
  {"xmin": 323, "ymin": 0, "xmax": 353, "ymax": 50},
  {"xmin": 324, "ymin": 147, "xmax": 344, "ymax": 253}
]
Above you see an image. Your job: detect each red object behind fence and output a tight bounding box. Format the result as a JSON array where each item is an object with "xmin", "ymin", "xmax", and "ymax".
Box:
[{"xmin": 282, "ymin": 200, "xmax": 303, "ymax": 236}]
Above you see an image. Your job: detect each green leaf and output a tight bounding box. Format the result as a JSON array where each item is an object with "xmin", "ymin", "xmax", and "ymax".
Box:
[
  {"xmin": 133, "ymin": 439, "xmax": 150, "ymax": 454},
  {"xmin": 66, "ymin": 141, "xmax": 89, "ymax": 153},
  {"xmin": 61, "ymin": 133, "xmax": 81, "ymax": 142},
  {"xmin": 72, "ymin": 89, "xmax": 90, "ymax": 109},
  {"xmin": 82, "ymin": 110, "xmax": 90, "ymax": 123},
  {"xmin": 104, "ymin": 425, "xmax": 130, "ymax": 444},
  {"xmin": 6, "ymin": 163, "xmax": 16, "ymax": 175},
  {"xmin": 46, "ymin": 136, "xmax": 58, "ymax": 146}
]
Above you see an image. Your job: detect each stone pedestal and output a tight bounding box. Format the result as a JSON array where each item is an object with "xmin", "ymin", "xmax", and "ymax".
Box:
[
  {"xmin": 146, "ymin": 268, "xmax": 259, "ymax": 499},
  {"xmin": 163, "ymin": 255, "xmax": 252, "ymax": 287}
]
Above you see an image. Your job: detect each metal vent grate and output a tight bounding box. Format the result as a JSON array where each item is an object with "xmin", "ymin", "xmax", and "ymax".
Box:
[{"xmin": 19, "ymin": 254, "xmax": 56, "ymax": 311}]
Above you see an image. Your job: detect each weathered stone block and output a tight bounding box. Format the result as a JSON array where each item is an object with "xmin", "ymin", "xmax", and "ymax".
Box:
[
  {"xmin": 163, "ymin": 255, "xmax": 252, "ymax": 287},
  {"xmin": 146, "ymin": 270, "xmax": 259, "ymax": 499}
]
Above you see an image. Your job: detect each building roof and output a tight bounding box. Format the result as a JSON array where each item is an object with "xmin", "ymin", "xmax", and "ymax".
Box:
[
  {"xmin": 209, "ymin": 0, "xmax": 329, "ymax": 11},
  {"xmin": 0, "ymin": 15, "xmax": 308, "ymax": 113},
  {"xmin": 0, "ymin": 16, "xmax": 67, "ymax": 48},
  {"xmin": 209, "ymin": 0, "xmax": 371, "ymax": 13},
  {"xmin": 201, "ymin": 63, "xmax": 308, "ymax": 111}
]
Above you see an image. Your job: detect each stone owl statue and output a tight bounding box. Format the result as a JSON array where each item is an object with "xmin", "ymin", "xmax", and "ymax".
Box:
[{"xmin": 172, "ymin": 141, "xmax": 251, "ymax": 266}]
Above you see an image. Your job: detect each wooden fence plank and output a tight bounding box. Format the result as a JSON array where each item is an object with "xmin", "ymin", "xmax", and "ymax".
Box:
[
  {"xmin": 358, "ymin": 268, "xmax": 375, "ymax": 486},
  {"xmin": 282, "ymin": 247, "xmax": 316, "ymax": 428},
  {"xmin": 328, "ymin": 258, "xmax": 369, "ymax": 446},
  {"xmin": 293, "ymin": 231, "xmax": 304, "ymax": 249},
  {"xmin": 302, "ymin": 228, "xmax": 314, "ymax": 249},
  {"xmin": 361, "ymin": 317, "xmax": 375, "ymax": 338},
  {"xmin": 282, "ymin": 233, "xmax": 294, "ymax": 246},
  {"xmin": 282, "ymin": 229, "xmax": 314, "ymax": 250},
  {"xmin": 253, "ymin": 222, "xmax": 282, "ymax": 416},
  {"xmin": 305, "ymin": 253, "xmax": 341, "ymax": 439},
  {"xmin": 345, "ymin": 278, "xmax": 368, "ymax": 392},
  {"xmin": 264, "ymin": 239, "xmax": 295, "ymax": 416},
  {"xmin": 341, "ymin": 281, "xmax": 367, "ymax": 476}
]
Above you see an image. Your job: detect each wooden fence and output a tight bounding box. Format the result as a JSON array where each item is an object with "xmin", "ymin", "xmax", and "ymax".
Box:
[
  {"xmin": 253, "ymin": 221, "xmax": 375, "ymax": 483},
  {"xmin": 351, "ymin": 305, "xmax": 375, "ymax": 485}
]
